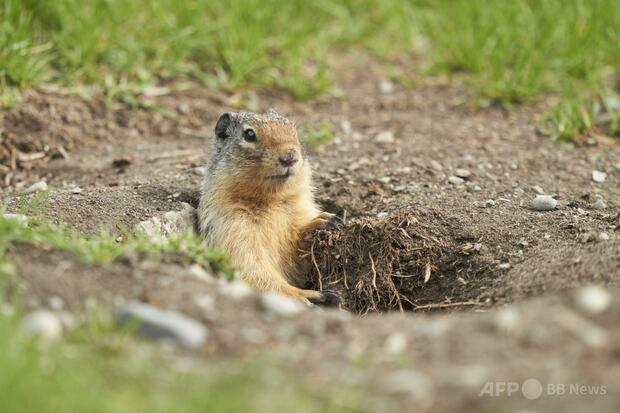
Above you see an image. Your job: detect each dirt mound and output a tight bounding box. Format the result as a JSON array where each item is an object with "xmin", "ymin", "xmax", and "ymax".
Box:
[{"xmin": 303, "ymin": 211, "xmax": 494, "ymax": 314}]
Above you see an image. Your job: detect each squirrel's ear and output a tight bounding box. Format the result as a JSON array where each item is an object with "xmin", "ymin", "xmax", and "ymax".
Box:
[
  {"xmin": 214, "ymin": 112, "xmax": 232, "ymax": 139},
  {"xmin": 265, "ymin": 108, "xmax": 279, "ymax": 117}
]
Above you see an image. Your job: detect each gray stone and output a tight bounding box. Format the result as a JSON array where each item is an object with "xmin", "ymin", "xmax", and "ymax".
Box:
[
  {"xmin": 529, "ymin": 195, "xmax": 557, "ymax": 211},
  {"xmin": 117, "ymin": 301, "xmax": 208, "ymax": 349},
  {"xmin": 340, "ymin": 120, "xmax": 352, "ymax": 135},
  {"xmin": 430, "ymin": 160, "xmax": 443, "ymax": 171},
  {"xmin": 454, "ymin": 168, "xmax": 472, "ymax": 179},
  {"xmin": 448, "ymin": 176, "xmax": 464, "ymax": 185},
  {"xmin": 136, "ymin": 203, "xmax": 197, "ymax": 240},
  {"xmin": 24, "ymin": 181, "xmax": 48, "ymax": 195},
  {"xmin": 591, "ymin": 199, "xmax": 607, "ymax": 210},
  {"xmin": 260, "ymin": 292, "xmax": 304, "ymax": 316},
  {"xmin": 591, "ymin": 170, "xmax": 607, "ymax": 183},
  {"xmin": 374, "ymin": 131, "xmax": 395, "ymax": 144},
  {"xmin": 574, "ymin": 286, "xmax": 611, "ymax": 315},
  {"xmin": 378, "ymin": 81, "xmax": 395, "ymax": 94},
  {"xmin": 21, "ymin": 310, "xmax": 63, "ymax": 341}
]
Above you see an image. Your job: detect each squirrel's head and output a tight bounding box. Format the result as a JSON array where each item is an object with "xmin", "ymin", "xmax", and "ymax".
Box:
[{"xmin": 211, "ymin": 110, "xmax": 306, "ymax": 187}]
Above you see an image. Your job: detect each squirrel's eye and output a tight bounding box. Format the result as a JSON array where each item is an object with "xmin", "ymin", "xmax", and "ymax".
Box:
[{"xmin": 243, "ymin": 129, "xmax": 257, "ymax": 142}]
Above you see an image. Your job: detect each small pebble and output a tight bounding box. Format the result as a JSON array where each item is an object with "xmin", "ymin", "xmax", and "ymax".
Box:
[
  {"xmin": 574, "ymin": 286, "xmax": 611, "ymax": 315},
  {"xmin": 191, "ymin": 166, "xmax": 205, "ymax": 176},
  {"xmin": 484, "ymin": 199, "xmax": 496, "ymax": 208},
  {"xmin": 374, "ymin": 131, "xmax": 395, "ymax": 144},
  {"xmin": 591, "ymin": 199, "xmax": 607, "ymax": 210},
  {"xmin": 71, "ymin": 187, "xmax": 83, "ymax": 194},
  {"xmin": 591, "ymin": 170, "xmax": 607, "ymax": 183},
  {"xmin": 598, "ymin": 232, "xmax": 609, "ymax": 241},
  {"xmin": 529, "ymin": 195, "xmax": 557, "ymax": 211},
  {"xmin": 377, "ymin": 212, "xmax": 389, "ymax": 219},
  {"xmin": 454, "ymin": 168, "xmax": 472, "ymax": 179},
  {"xmin": 385, "ymin": 333, "xmax": 408, "ymax": 355},
  {"xmin": 47, "ymin": 296, "xmax": 64, "ymax": 311},
  {"xmin": 260, "ymin": 293, "xmax": 304, "ymax": 316},
  {"xmin": 117, "ymin": 301, "xmax": 208, "ymax": 349},
  {"xmin": 448, "ymin": 176, "xmax": 464, "ymax": 185},
  {"xmin": 430, "ymin": 160, "xmax": 443, "ymax": 171},
  {"xmin": 218, "ymin": 280, "xmax": 253, "ymax": 299},
  {"xmin": 340, "ymin": 120, "xmax": 352, "ymax": 135},
  {"xmin": 532, "ymin": 185, "xmax": 544, "ymax": 195},
  {"xmin": 24, "ymin": 181, "xmax": 48, "ymax": 195},
  {"xmin": 498, "ymin": 263, "xmax": 511, "ymax": 270},
  {"xmin": 378, "ymin": 81, "xmax": 395, "ymax": 94},
  {"xmin": 21, "ymin": 310, "xmax": 63, "ymax": 341}
]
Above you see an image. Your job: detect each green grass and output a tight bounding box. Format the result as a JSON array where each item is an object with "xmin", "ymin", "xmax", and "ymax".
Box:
[
  {"xmin": 0, "ymin": 211, "xmax": 233, "ymax": 278},
  {"xmin": 0, "ymin": 310, "xmax": 361, "ymax": 413},
  {"xmin": 421, "ymin": 0, "xmax": 620, "ymax": 139},
  {"xmin": 1, "ymin": 0, "xmax": 416, "ymax": 99},
  {"xmin": 302, "ymin": 121, "xmax": 334, "ymax": 148},
  {"xmin": 1, "ymin": 0, "xmax": 619, "ymax": 137}
]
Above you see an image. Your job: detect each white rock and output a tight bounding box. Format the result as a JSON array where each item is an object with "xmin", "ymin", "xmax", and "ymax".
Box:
[
  {"xmin": 218, "ymin": 280, "xmax": 253, "ymax": 299},
  {"xmin": 430, "ymin": 160, "xmax": 443, "ymax": 171},
  {"xmin": 3, "ymin": 213, "xmax": 28, "ymax": 225},
  {"xmin": 47, "ymin": 296, "xmax": 64, "ymax": 310},
  {"xmin": 21, "ymin": 310, "xmax": 63, "ymax": 341},
  {"xmin": 532, "ymin": 185, "xmax": 544, "ymax": 195},
  {"xmin": 498, "ymin": 263, "xmax": 511, "ymax": 270},
  {"xmin": 574, "ymin": 286, "xmax": 611, "ymax": 315},
  {"xmin": 191, "ymin": 166, "xmax": 205, "ymax": 176},
  {"xmin": 529, "ymin": 195, "xmax": 557, "ymax": 211},
  {"xmin": 24, "ymin": 181, "xmax": 48, "ymax": 195},
  {"xmin": 374, "ymin": 131, "xmax": 395, "ymax": 144},
  {"xmin": 117, "ymin": 301, "xmax": 208, "ymax": 349},
  {"xmin": 187, "ymin": 264, "xmax": 213, "ymax": 282},
  {"xmin": 376, "ymin": 211, "xmax": 389, "ymax": 219},
  {"xmin": 378, "ymin": 81, "xmax": 395, "ymax": 94},
  {"xmin": 592, "ymin": 170, "xmax": 607, "ymax": 183},
  {"xmin": 591, "ymin": 199, "xmax": 607, "ymax": 210},
  {"xmin": 448, "ymin": 176, "xmax": 464, "ymax": 185},
  {"xmin": 260, "ymin": 292, "xmax": 304, "ymax": 316},
  {"xmin": 340, "ymin": 120, "xmax": 352, "ymax": 135},
  {"xmin": 136, "ymin": 204, "xmax": 197, "ymax": 240},
  {"xmin": 598, "ymin": 232, "xmax": 610, "ymax": 241},
  {"xmin": 484, "ymin": 199, "xmax": 496, "ymax": 208},
  {"xmin": 385, "ymin": 333, "xmax": 407, "ymax": 355},
  {"xmin": 454, "ymin": 168, "xmax": 472, "ymax": 179}
]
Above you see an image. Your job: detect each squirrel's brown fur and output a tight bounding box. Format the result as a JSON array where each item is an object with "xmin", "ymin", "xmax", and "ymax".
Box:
[{"xmin": 198, "ymin": 110, "xmax": 333, "ymax": 302}]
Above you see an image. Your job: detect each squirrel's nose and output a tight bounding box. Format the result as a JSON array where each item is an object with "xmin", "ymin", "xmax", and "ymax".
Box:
[{"xmin": 278, "ymin": 150, "xmax": 298, "ymax": 167}]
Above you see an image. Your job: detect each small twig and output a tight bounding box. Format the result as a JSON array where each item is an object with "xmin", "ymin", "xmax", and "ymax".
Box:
[
  {"xmin": 368, "ymin": 252, "xmax": 377, "ymax": 290},
  {"xmin": 310, "ymin": 238, "xmax": 323, "ymax": 291},
  {"xmin": 147, "ymin": 149, "xmax": 201, "ymax": 162},
  {"xmin": 413, "ymin": 301, "xmax": 479, "ymax": 311}
]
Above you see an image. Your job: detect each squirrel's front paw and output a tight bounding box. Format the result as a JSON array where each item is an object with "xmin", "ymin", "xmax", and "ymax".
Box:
[
  {"xmin": 319, "ymin": 212, "xmax": 344, "ymax": 229},
  {"xmin": 308, "ymin": 289, "xmax": 342, "ymax": 306}
]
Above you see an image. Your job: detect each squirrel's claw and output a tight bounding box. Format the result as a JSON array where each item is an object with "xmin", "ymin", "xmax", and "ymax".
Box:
[
  {"xmin": 308, "ymin": 289, "xmax": 342, "ymax": 306},
  {"xmin": 321, "ymin": 212, "xmax": 344, "ymax": 229}
]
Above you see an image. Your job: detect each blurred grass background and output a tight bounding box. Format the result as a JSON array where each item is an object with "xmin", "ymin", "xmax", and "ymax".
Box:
[{"xmin": 2, "ymin": 0, "xmax": 619, "ymax": 139}]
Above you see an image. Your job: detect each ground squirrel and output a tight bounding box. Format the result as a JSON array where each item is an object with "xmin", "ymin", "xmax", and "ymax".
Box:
[{"xmin": 198, "ymin": 110, "xmax": 337, "ymax": 302}]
